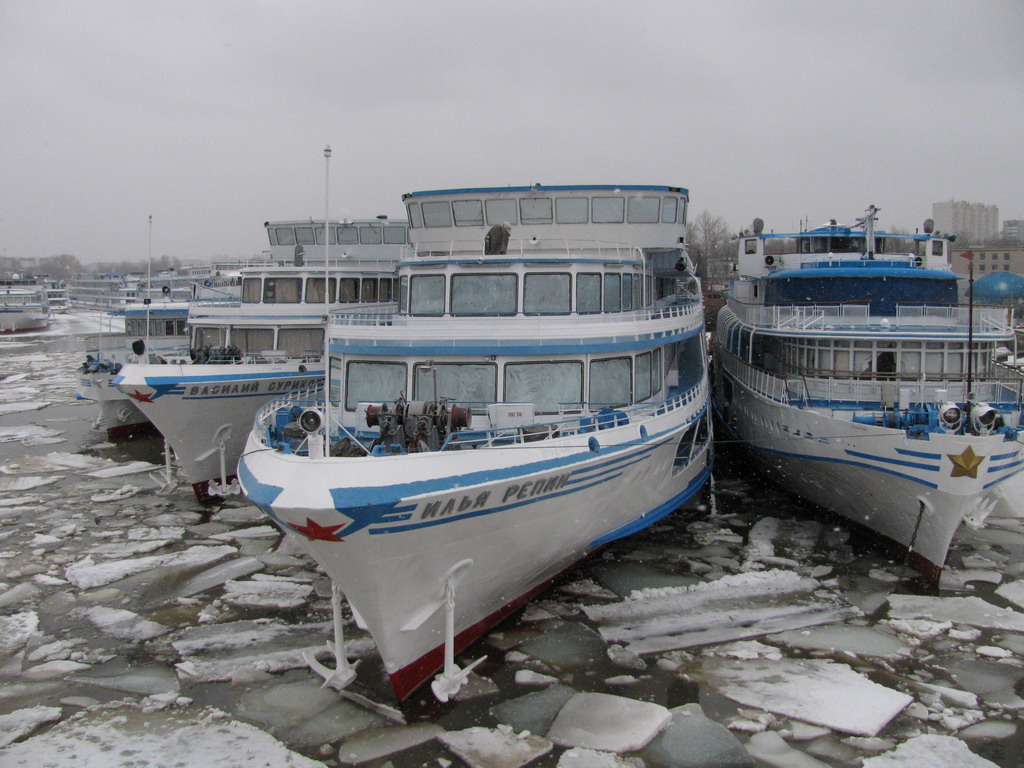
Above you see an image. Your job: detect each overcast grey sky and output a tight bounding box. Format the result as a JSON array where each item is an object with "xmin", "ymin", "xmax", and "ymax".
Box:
[{"xmin": 2, "ymin": 1, "xmax": 1022, "ymax": 264}]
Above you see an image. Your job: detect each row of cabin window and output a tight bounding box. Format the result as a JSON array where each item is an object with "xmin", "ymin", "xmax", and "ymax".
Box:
[
  {"xmin": 745, "ymin": 238, "xmax": 944, "ymax": 257},
  {"xmin": 407, "ymin": 195, "xmax": 686, "ymax": 229},
  {"xmin": 743, "ymin": 336, "xmax": 999, "ymax": 378},
  {"xmin": 331, "ymin": 350, "xmax": 664, "ymax": 415},
  {"xmin": 191, "ymin": 326, "xmax": 325, "ymax": 357},
  {"xmin": 125, "ymin": 318, "xmax": 188, "ymax": 337},
  {"xmin": 400, "ymin": 272, "xmax": 647, "ymax": 316},
  {"xmin": 268, "ymin": 224, "xmax": 409, "ymax": 247},
  {"xmin": 241, "ymin": 276, "xmax": 398, "ymax": 304}
]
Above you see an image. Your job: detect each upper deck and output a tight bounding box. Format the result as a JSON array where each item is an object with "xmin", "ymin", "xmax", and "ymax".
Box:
[{"xmin": 403, "ymin": 185, "xmax": 689, "ymax": 257}]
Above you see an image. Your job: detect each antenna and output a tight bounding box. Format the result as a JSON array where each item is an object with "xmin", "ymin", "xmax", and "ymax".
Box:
[{"xmin": 323, "ymin": 145, "xmax": 332, "ymax": 440}]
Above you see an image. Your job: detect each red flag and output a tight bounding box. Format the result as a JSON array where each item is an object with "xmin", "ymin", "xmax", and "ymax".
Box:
[{"xmin": 959, "ymin": 250, "xmax": 974, "ymax": 260}]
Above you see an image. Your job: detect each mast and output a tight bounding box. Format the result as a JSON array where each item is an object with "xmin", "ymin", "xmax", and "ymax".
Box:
[
  {"xmin": 966, "ymin": 249, "xmax": 975, "ymax": 425},
  {"xmin": 145, "ymin": 214, "xmax": 152, "ymax": 361},
  {"xmin": 323, "ymin": 145, "xmax": 332, "ymax": 433}
]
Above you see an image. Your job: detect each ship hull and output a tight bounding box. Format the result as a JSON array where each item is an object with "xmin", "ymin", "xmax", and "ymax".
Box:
[
  {"xmin": 717, "ymin": 366, "xmax": 1023, "ymax": 582},
  {"xmin": 240, "ymin": 388, "xmax": 711, "ymax": 700}
]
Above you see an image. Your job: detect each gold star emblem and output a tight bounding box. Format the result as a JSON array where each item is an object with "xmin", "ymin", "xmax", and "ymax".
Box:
[{"xmin": 948, "ymin": 445, "xmax": 984, "ymax": 479}]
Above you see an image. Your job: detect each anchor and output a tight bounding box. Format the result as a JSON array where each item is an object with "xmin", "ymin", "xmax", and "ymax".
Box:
[
  {"xmin": 199, "ymin": 424, "xmax": 240, "ymax": 496},
  {"xmin": 303, "ymin": 582, "xmax": 358, "ymax": 691},
  {"xmin": 151, "ymin": 438, "xmax": 177, "ymax": 493},
  {"xmin": 399, "ymin": 559, "xmax": 484, "ymax": 702}
]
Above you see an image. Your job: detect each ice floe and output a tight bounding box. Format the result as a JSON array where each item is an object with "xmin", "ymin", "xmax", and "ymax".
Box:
[
  {"xmin": 887, "ymin": 594, "xmax": 1024, "ymax": 632},
  {"xmin": 547, "ymin": 692, "xmax": 671, "ymax": 752},
  {"xmin": 64, "ymin": 544, "xmax": 237, "ymax": 589},
  {"xmin": 582, "ymin": 569, "xmax": 860, "ymax": 655},
  {"xmin": 859, "ymin": 733, "xmax": 999, "ymax": 767},
  {"xmin": 699, "ymin": 657, "xmax": 912, "ymax": 736},
  {"xmin": 438, "ymin": 725, "xmax": 553, "ymax": 768},
  {"xmin": 0, "ymin": 704, "xmax": 327, "ymax": 767}
]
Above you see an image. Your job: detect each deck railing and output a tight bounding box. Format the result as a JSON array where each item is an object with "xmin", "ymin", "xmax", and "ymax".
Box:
[
  {"xmin": 726, "ymin": 299, "xmax": 1013, "ymax": 334},
  {"xmin": 253, "ymin": 379, "xmax": 709, "ymax": 454}
]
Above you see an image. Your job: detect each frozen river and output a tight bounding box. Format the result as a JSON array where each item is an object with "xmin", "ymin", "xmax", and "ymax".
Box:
[{"xmin": 0, "ymin": 311, "xmax": 1022, "ymax": 767}]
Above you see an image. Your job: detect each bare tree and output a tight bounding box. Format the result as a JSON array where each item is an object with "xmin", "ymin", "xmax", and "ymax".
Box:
[{"xmin": 686, "ymin": 211, "xmax": 733, "ymax": 285}]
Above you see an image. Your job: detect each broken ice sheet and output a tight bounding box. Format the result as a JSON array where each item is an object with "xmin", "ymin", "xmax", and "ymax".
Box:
[
  {"xmin": 582, "ymin": 569, "xmax": 860, "ymax": 655},
  {"xmin": 0, "ymin": 475, "xmax": 60, "ymax": 492},
  {"xmin": 170, "ymin": 618, "xmax": 376, "ymax": 683},
  {"xmin": 0, "ymin": 703, "xmax": 328, "ymax": 768},
  {"xmin": 70, "ymin": 663, "xmax": 180, "ymax": 696},
  {"xmin": 887, "ymin": 594, "xmax": 1024, "ymax": 632},
  {"xmin": 699, "ymin": 657, "xmax": 912, "ymax": 737},
  {"xmin": 235, "ymin": 679, "xmax": 387, "ymax": 747},
  {"xmin": 0, "ymin": 705, "xmax": 63, "ymax": 748},
  {"xmin": 860, "ymin": 733, "xmax": 999, "ymax": 767},
  {"xmin": 221, "ymin": 575, "xmax": 313, "ymax": 609},
  {"xmin": 438, "ymin": 726, "xmax": 553, "ymax": 768},
  {"xmin": 547, "ymin": 692, "xmax": 670, "ymax": 752},
  {"xmin": 767, "ymin": 624, "xmax": 912, "ymax": 660},
  {"xmin": 64, "ymin": 544, "xmax": 237, "ymax": 589},
  {"xmin": 995, "ymin": 578, "xmax": 1024, "ymax": 611},
  {"xmin": 83, "ymin": 606, "xmax": 170, "ymax": 641},
  {"xmin": 336, "ymin": 722, "xmax": 444, "ymax": 765}
]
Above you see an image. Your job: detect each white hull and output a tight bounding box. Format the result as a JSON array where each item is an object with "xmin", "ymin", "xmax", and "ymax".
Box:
[
  {"xmin": 0, "ymin": 309, "xmax": 49, "ymax": 333},
  {"xmin": 113, "ymin": 363, "xmax": 324, "ymax": 499},
  {"xmin": 240, "ymin": 385, "xmax": 711, "ymax": 699},
  {"xmin": 78, "ymin": 372, "xmax": 154, "ymax": 439},
  {"xmin": 718, "ymin": 366, "xmax": 1023, "ymax": 581}
]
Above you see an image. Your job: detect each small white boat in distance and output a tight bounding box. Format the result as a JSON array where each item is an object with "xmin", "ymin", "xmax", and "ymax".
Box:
[
  {"xmin": 0, "ymin": 278, "xmax": 50, "ymax": 334},
  {"xmin": 714, "ymin": 207, "xmax": 1024, "ymax": 583},
  {"xmin": 239, "ymin": 184, "xmax": 712, "ymax": 702}
]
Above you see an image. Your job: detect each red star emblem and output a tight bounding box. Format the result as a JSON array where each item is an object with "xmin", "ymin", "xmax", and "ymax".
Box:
[
  {"xmin": 289, "ymin": 517, "xmax": 345, "ymax": 542},
  {"xmin": 126, "ymin": 390, "xmax": 154, "ymax": 403}
]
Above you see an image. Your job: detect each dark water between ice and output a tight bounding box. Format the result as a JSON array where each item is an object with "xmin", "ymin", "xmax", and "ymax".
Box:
[{"xmin": 1, "ymin": 313, "xmax": 1022, "ymax": 767}]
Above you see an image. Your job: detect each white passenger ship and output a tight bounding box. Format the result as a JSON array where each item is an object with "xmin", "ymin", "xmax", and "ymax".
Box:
[
  {"xmin": 715, "ymin": 207, "xmax": 1024, "ymax": 583},
  {"xmin": 238, "ymin": 185, "xmax": 712, "ymax": 702},
  {"xmin": 78, "ymin": 301, "xmax": 193, "ymax": 440},
  {"xmin": 0, "ymin": 278, "xmax": 51, "ymax": 334},
  {"xmin": 112, "ymin": 219, "xmax": 406, "ymax": 501}
]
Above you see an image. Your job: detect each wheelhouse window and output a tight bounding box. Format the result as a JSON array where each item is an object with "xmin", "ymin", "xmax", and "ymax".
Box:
[
  {"xmin": 505, "ymin": 361, "xmax": 583, "ymax": 415},
  {"xmin": 485, "ymin": 199, "xmax": 518, "ymax": 226},
  {"xmin": 603, "ymin": 273, "xmax": 621, "ymax": 312},
  {"xmin": 413, "ymin": 362, "xmax": 496, "ymax": 408},
  {"xmin": 661, "ymin": 197, "xmax": 678, "ymax": 223},
  {"xmin": 379, "ymin": 278, "xmax": 394, "ymax": 301},
  {"xmin": 422, "ymin": 202, "xmax": 453, "ymax": 228},
  {"xmin": 398, "ymin": 276, "xmax": 409, "ymax": 312},
  {"xmin": 407, "ymin": 203, "xmax": 424, "ymax": 229},
  {"xmin": 627, "ymin": 197, "xmax": 660, "ymax": 223},
  {"xmin": 524, "ymin": 273, "xmax": 570, "ymax": 314},
  {"xmin": 451, "ymin": 274, "xmax": 517, "ymax": 315},
  {"xmin": 384, "ymin": 226, "xmax": 407, "ymax": 244},
  {"xmin": 622, "ymin": 274, "xmax": 634, "ymax": 310},
  {"xmin": 241, "ymin": 277, "xmax": 262, "ymax": 303},
  {"xmin": 346, "ymin": 361, "xmax": 407, "ymax": 411},
  {"xmin": 409, "ymin": 275, "xmax": 446, "ymax": 315},
  {"xmin": 338, "ymin": 278, "xmax": 359, "ymax": 302},
  {"xmin": 452, "ymin": 200, "xmax": 484, "ymax": 227},
  {"xmin": 275, "ymin": 228, "xmax": 296, "ymax": 246},
  {"xmin": 635, "ymin": 351, "xmax": 652, "ymax": 400},
  {"xmin": 314, "ymin": 225, "xmax": 338, "ymax": 245},
  {"xmin": 520, "ymin": 198, "xmax": 553, "ymax": 225},
  {"xmin": 278, "ymin": 327, "xmax": 324, "ymax": 356},
  {"xmin": 305, "ymin": 277, "xmax": 337, "ymax": 304},
  {"xmin": 577, "ymin": 273, "xmax": 602, "ymax": 313},
  {"xmin": 231, "ymin": 327, "xmax": 274, "ymax": 354},
  {"xmin": 361, "ymin": 278, "xmax": 378, "ymax": 302},
  {"xmin": 263, "ymin": 277, "xmax": 302, "ymax": 303},
  {"xmin": 192, "ymin": 326, "xmax": 224, "ymax": 348},
  {"xmin": 555, "ymin": 197, "xmax": 588, "ymax": 224},
  {"xmin": 592, "ymin": 197, "xmax": 624, "ymax": 223},
  {"xmin": 590, "ymin": 357, "xmax": 631, "ymax": 406},
  {"xmin": 359, "ymin": 226, "xmax": 382, "ymax": 244},
  {"xmin": 295, "ymin": 227, "xmax": 316, "ymax": 246},
  {"xmin": 338, "ymin": 225, "xmax": 359, "ymax": 244}
]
